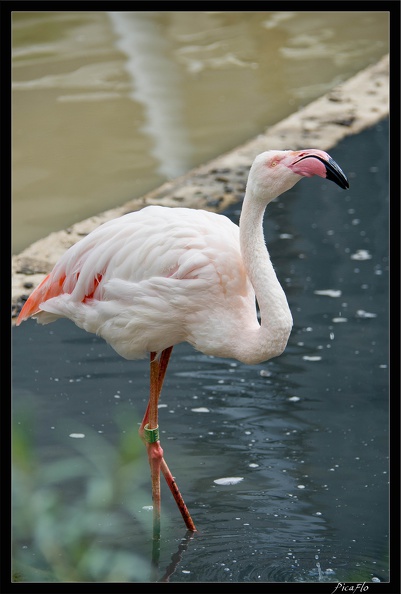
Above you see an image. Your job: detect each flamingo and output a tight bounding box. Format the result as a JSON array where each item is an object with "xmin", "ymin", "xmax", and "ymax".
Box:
[{"xmin": 16, "ymin": 149, "xmax": 349, "ymax": 535}]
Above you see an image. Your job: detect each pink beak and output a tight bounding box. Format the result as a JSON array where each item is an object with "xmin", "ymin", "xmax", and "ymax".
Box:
[{"xmin": 287, "ymin": 149, "xmax": 349, "ymax": 189}]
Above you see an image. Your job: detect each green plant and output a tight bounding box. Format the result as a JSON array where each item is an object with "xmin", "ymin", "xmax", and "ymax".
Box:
[{"xmin": 12, "ymin": 413, "xmax": 154, "ymax": 582}]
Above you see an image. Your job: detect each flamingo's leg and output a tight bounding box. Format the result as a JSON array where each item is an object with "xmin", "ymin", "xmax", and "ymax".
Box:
[
  {"xmin": 160, "ymin": 457, "xmax": 196, "ymax": 532},
  {"xmin": 139, "ymin": 347, "xmax": 196, "ymax": 534}
]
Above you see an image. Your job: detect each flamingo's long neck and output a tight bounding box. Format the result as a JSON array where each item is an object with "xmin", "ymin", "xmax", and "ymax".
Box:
[{"xmin": 238, "ymin": 186, "xmax": 293, "ymax": 364}]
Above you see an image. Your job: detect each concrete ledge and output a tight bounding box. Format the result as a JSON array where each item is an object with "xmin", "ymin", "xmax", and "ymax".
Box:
[{"xmin": 12, "ymin": 54, "xmax": 389, "ymax": 321}]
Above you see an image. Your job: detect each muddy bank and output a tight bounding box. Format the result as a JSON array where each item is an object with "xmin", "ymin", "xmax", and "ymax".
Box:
[{"xmin": 12, "ymin": 54, "xmax": 389, "ymax": 321}]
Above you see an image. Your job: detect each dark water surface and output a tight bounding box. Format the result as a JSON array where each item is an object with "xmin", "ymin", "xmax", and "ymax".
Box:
[{"xmin": 12, "ymin": 121, "xmax": 390, "ymax": 584}]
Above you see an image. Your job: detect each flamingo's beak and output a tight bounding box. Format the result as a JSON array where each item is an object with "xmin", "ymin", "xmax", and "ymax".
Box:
[{"xmin": 292, "ymin": 150, "xmax": 349, "ymax": 190}]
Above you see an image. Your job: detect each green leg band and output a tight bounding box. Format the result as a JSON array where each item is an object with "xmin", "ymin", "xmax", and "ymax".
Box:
[{"xmin": 144, "ymin": 424, "xmax": 160, "ymax": 443}]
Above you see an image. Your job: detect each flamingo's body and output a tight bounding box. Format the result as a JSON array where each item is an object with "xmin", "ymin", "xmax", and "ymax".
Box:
[
  {"xmin": 17, "ymin": 149, "xmax": 349, "ymax": 534},
  {"xmin": 18, "ymin": 206, "xmax": 269, "ymax": 364}
]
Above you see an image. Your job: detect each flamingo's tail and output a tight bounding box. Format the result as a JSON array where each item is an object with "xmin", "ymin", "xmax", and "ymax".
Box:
[{"xmin": 16, "ymin": 273, "xmax": 66, "ymax": 325}]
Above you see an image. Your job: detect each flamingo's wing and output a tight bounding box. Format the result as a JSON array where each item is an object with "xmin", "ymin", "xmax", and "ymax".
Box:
[{"xmin": 16, "ymin": 206, "xmax": 246, "ymax": 326}]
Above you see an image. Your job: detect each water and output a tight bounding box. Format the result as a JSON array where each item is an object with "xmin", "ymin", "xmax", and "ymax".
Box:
[
  {"xmin": 12, "ymin": 121, "xmax": 390, "ymax": 583},
  {"xmin": 12, "ymin": 10, "xmax": 389, "ymax": 253}
]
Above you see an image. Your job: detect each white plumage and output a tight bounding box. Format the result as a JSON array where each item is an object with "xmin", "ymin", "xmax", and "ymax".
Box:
[{"xmin": 27, "ymin": 205, "xmax": 260, "ymax": 361}]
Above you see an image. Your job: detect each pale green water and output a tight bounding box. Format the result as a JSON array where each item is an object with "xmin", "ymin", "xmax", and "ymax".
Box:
[{"xmin": 12, "ymin": 10, "xmax": 389, "ymax": 253}]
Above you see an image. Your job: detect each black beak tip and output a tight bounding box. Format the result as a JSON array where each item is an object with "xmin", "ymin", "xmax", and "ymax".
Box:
[
  {"xmin": 335, "ymin": 176, "xmax": 349, "ymax": 190},
  {"xmin": 326, "ymin": 157, "xmax": 349, "ymax": 190}
]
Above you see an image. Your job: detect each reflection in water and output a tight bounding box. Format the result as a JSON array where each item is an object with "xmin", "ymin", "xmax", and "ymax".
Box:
[
  {"xmin": 107, "ymin": 12, "xmax": 193, "ymax": 178},
  {"xmin": 157, "ymin": 531, "xmax": 196, "ymax": 583}
]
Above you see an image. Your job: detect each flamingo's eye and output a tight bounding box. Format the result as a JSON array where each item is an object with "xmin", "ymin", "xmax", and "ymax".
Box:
[{"xmin": 271, "ymin": 161, "xmax": 277, "ymax": 167}]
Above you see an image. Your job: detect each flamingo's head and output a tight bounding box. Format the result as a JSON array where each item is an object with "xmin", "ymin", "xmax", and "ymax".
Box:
[{"xmin": 248, "ymin": 149, "xmax": 349, "ymax": 203}]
